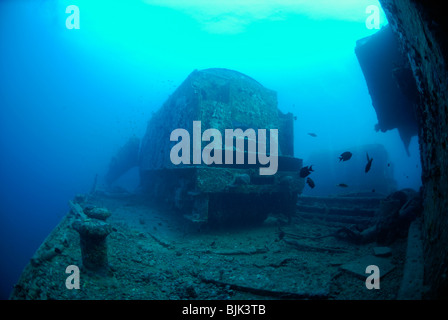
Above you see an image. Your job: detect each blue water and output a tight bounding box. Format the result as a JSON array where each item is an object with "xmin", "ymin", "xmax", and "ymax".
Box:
[{"xmin": 0, "ymin": 0, "xmax": 421, "ymax": 299}]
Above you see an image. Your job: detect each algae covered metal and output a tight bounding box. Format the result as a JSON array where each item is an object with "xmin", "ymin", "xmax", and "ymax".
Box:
[{"xmin": 139, "ymin": 68, "xmax": 303, "ymax": 225}]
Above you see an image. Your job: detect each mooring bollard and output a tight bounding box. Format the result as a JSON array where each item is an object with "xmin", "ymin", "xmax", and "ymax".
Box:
[{"xmin": 73, "ymin": 219, "xmax": 112, "ymax": 274}]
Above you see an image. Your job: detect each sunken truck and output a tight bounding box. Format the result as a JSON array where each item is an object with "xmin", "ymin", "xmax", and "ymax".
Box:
[{"xmin": 109, "ymin": 68, "xmax": 304, "ymax": 225}]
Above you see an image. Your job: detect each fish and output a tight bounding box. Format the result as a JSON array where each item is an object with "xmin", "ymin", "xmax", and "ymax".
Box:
[
  {"xmin": 306, "ymin": 177, "xmax": 315, "ymax": 189},
  {"xmin": 339, "ymin": 151, "xmax": 352, "ymax": 162},
  {"xmin": 300, "ymin": 165, "xmax": 314, "ymax": 178},
  {"xmin": 365, "ymin": 152, "xmax": 373, "ymax": 173},
  {"xmin": 336, "ymin": 183, "xmax": 348, "ymax": 188},
  {"xmin": 307, "ymin": 133, "xmax": 317, "ymax": 137}
]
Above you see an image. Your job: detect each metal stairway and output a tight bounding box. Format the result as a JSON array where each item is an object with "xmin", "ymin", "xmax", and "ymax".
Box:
[{"xmin": 295, "ymin": 195, "xmax": 384, "ymax": 225}]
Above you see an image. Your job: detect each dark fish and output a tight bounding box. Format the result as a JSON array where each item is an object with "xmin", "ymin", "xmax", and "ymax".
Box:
[
  {"xmin": 336, "ymin": 183, "xmax": 348, "ymax": 188},
  {"xmin": 307, "ymin": 133, "xmax": 317, "ymax": 137},
  {"xmin": 365, "ymin": 152, "xmax": 373, "ymax": 173},
  {"xmin": 339, "ymin": 151, "xmax": 352, "ymax": 162},
  {"xmin": 372, "ymin": 189, "xmax": 376, "ymax": 193},
  {"xmin": 306, "ymin": 177, "xmax": 315, "ymax": 189},
  {"xmin": 300, "ymin": 165, "xmax": 314, "ymax": 178}
]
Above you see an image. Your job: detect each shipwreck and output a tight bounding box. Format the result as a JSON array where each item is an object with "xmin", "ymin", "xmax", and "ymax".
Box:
[{"xmin": 136, "ymin": 68, "xmax": 304, "ymax": 225}]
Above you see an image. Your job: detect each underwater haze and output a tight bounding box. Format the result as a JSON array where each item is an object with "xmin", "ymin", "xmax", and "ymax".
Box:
[{"xmin": 0, "ymin": 0, "xmax": 421, "ymax": 299}]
